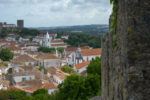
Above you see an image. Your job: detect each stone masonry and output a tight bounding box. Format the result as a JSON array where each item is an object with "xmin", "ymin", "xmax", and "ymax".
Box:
[{"xmin": 102, "ymin": 0, "xmax": 150, "ymax": 100}]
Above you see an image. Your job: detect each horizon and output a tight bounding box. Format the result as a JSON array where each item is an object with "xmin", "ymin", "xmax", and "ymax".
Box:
[
  {"xmin": 29, "ymin": 24, "xmax": 109, "ymax": 28},
  {"xmin": 0, "ymin": 0, "xmax": 111, "ymax": 27}
]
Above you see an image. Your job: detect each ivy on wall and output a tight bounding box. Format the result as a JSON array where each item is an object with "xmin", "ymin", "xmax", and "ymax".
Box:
[{"xmin": 110, "ymin": 0, "xmax": 118, "ymax": 49}]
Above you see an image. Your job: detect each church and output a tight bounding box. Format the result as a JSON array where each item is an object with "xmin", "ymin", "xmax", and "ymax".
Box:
[
  {"xmin": 41, "ymin": 32, "xmax": 52, "ymax": 48},
  {"xmin": 41, "ymin": 32, "xmax": 67, "ymax": 49}
]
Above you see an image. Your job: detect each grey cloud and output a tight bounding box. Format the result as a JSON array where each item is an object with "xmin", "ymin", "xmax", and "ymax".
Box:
[
  {"xmin": 0, "ymin": 0, "xmax": 13, "ymax": 4},
  {"xmin": 0, "ymin": 0, "xmax": 111, "ymax": 27}
]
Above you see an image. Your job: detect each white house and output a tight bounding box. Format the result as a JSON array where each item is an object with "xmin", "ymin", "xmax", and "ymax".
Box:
[
  {"xmin": 64, "ymin": 47, "xmax": 78, "ymax": 66},
  {"xmin": 0, "ymin": 80, "xmax": 10, "ymax": 90},
  {"xmin": 35, "ymin": 53, "xmax": 61, "ymax": 68},
  {"xmin": 66, "ymin": 48, "xmax": 101, "ymax": 66},
  {"xmin": 47, "ymin": 67, "xmax": 69, "ymax": 84},
  {"xmin": 80, "ymin": 48, "xmax": 101, "ymax": 62},
  {"xmin": 12, "ymin": 72, "xmax": 35, "ymax": 83},
  {"xmin": 51, "ymin": 39, "xmax": 67, "ymax": 48}
]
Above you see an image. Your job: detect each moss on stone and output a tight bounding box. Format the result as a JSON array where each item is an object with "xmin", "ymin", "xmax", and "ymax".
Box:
[{"xmin": 110, "ymin": 0, "xmax": 118, "ymax": 49}]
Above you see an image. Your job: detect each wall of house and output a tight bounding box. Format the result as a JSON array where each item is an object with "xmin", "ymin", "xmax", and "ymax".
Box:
[
  {"xmin": 13, "ymin": 75, "xmax": 35, "ymax": 83},
  {"xmin": 77, "ymin": 66, "xmax": 87, "ymax": 74},
  {"xmin": 53, "ymin": 75, "xmax": 63, "ymax": 84},
  {"xmin": 83, "ymin": 55, "xmax": 100, "ymax": 62},
  {"xmin": 67, "ymin": 52, "xmax": 76, "ymax": 65},
  {"xmin": 38, "ymin": 59, "xmax": 61, "ymax": 67},
  {"xmin": 48, "ymin": 89, "xmax": 57, "ymax": 94},
  {"xmin": 25, "ymin": 61, "xmax": 37, "ymax": 66}
]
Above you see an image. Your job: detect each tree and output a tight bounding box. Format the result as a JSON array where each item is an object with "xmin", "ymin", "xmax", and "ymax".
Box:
[
  {"xmin": 38, "ymin": 47, "xmax": 55, "ymax": 53},
  {"xmin": 87, "ymin": 57, "xmax": 101, "ymax": 76},
  {"xmin": 65, "ymin": 33, "xmax": 101, "ymax": 48},
  {"xmin": 87, "ymin": 57, "xmax": 101, "ymax": 96},
  {"xmin": 19, "ymin": 28, "xmax": 39, "ymax": 37},
  {"xmin": 33, "ymin": 89, "xmax": 47, "ymax": 96},
  {"xmin": 58, "ymin": 74, "xmax": 100, "ymax": 100},
  {"xmin": 0, "ymin": 89, "xmax": 28, "ymax": 100},
  {"xmin": 0, "ymin": 89, "xmax": 60, "ymax": 100},
  {"xmin": 0, "ymin": 48, "xmax": 14, "ymax": 61},
  {"xmin": 84, "ymin": 74, "xmax": 101, "ymax": 96},
  {"xmin": 61, "ymin": 65, "xmax": 75, "ymax": 74},
  {"xmin": 57, "ymin": 47, "xmax": 64, "ymax": 58},
  {"xmin": 58, "ymin": 74, "xmax": 85, "ymax": 100},
  {"xmin": 57, "ymin": 47, "xmax": 64, "ymax": 54},
  {"xmin": 0, "ymin": 28, "xmax": 8, "ymax": 38}
]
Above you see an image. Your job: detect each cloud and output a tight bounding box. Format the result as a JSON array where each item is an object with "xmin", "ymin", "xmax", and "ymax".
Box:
[{"xmin": 0, "ymin": 0, "xmax": 111, "ymax": 27}]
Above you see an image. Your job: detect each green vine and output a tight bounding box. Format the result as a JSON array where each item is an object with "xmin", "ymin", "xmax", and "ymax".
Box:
[{"xmin": 110, "ymin": 0, "xmax": 118, "ymax": 49}]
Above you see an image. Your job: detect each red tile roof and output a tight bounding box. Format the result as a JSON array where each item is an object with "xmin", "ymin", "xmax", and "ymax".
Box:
[
  {"xmin": 75, "ymin": 61, "xmax": 90, "ymax": 69},
  {"xmin": 47, "ymin": 67, "xmax": 69, "ymax": 80},
  {"xmin": 15, "ymin": 80, "xmax": 56, "ymax": 93},
  {"xmin": 81, "ymin": 48, "xmax": 101, "ymax": 56},
  {"xmin": 15, "ymin": 80, "xmax": 42, "ymax": 93},
  {"xmin": 42, "ymin": 83, "xmax": 56, "ymax": 89}
]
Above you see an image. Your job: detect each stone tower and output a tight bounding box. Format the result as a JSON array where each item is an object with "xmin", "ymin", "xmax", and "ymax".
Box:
[{"xmin": 102, "ymin": 0, "xmax": 150, "ymax": 100}]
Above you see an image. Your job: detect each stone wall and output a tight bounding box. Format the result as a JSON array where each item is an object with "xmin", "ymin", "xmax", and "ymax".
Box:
[{"xmin": 102, "ymin": 0, "xmax": 150, "ymax": 100}]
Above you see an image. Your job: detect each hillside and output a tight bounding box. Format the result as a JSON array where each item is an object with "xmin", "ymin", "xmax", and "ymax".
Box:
[{"xmin": 34, "ymin": 24, "xmax": 108, "ymax": 35}]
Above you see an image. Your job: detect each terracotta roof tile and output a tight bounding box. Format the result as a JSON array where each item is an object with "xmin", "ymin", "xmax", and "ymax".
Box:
[
  {"xmin": 81, "ymin": 48, "xmax": 101, "ymax": 56},
  {"xmin": 15, "ymin": 80, "xmax": 56, "ymax": 93},
  {"xmin": 42, "ymin": 82, "xmax": 56, "ymax": 89},
  {"xmin": 47, "ymin": 67, "xmax": 69, "ymax": 80},
  {"xmin": 75, "ymin": 61, "xmax": 90, "ymax": 69}
]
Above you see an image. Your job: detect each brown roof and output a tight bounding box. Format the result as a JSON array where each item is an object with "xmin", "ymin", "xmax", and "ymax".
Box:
[
  {"xmin": 0, "ymin": 80, "xmax": 10, "ymax": 87},
  {"xmin": 80, "ymin": 46, "xmax": 91, "ymax": 49},
  {"xmin": 15, "ymin": 80, "xmax": 56, "ymax": 93},
  {"xmin": 65, "ymin": 47, "xmax": 78, "ymax": 52},
  {"xmin": 47, "ymin": 67, "xmax": 57, "ymax": 74},
  {"xmin": 12, "ymin": 54, "xmax": 36, "ymax": 64},
  {"xmin": 7, "ymin": 44, "xmax": 21, "ymax": 51},
  {"xmin": 51, "ymin": 39, "xmax": 64, "ymax": 43},
  {"xmin": 35, "ymin": 53, "xmax": 58, "ymax": 60},
  {"xmin": 16, "ymin": 80, "xmax": 42, "ymax": 93},
  {"xmin": 47, "ymin": 67, "xmax": 69, "ymax": 80},
  {"xmin": 75, "ymin": 61, "xmax": 90, "ymax": 69},
  {"xmin": 51, "ymin": 43, "xmax": 66, "ymax": 47},
  {"xmin": 54, "ymin": 70, "xmax": 67, "ymax": 80},
  {"xmin": 42, "ymin": 82, "xmax": 56, "ymax": 89},
  {"xmin": 81, "ymin": 48, "xmax": 101, "ymax": 56},
  {"xmin": 12, "ymin": 67, "xmax": 42, "ymax": 79}
]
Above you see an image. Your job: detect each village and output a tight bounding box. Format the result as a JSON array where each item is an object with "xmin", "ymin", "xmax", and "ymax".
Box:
[{"xmin": 0, "ymin": 31, "xmax": 101, "ymax": 94}]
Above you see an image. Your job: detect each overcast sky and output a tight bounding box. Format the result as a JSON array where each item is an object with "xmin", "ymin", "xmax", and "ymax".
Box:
[{"xmin": 0, "ymin": 0, "xmax": 112, "ymax": 27}]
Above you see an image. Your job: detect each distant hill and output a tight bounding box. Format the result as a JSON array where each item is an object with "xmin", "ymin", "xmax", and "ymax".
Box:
[{"xmin": 33, "ymin": 24, "xmax": 109, "ymax": 36}]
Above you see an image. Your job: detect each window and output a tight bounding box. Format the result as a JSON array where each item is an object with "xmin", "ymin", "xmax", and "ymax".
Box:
[
  {"xmin": 22, "ymin": 77, "xmax": 26, "ymax": 81},
  {"xmin": 87, "ymin": 57, "xmax": 89, "ymax": 61}
]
